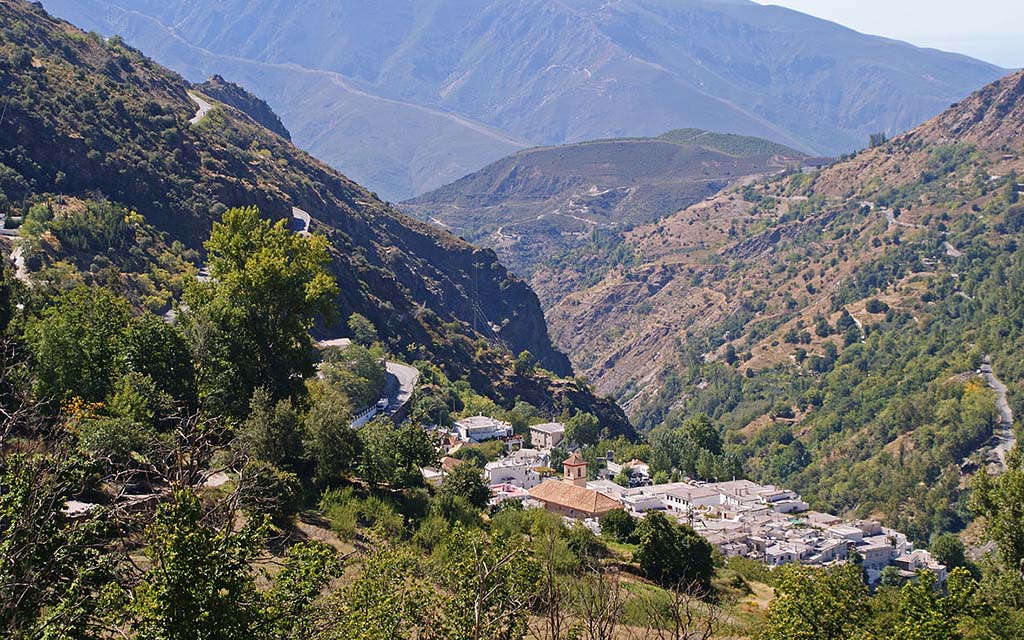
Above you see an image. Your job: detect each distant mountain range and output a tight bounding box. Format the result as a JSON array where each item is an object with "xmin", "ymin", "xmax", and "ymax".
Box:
[
  {"xmin": 403, "ymin": 129, "xmax": 805, "ymax": 290},
  {"xmin": 42, "ymin": 0, "xmax": 1006, "ymax": 200}
]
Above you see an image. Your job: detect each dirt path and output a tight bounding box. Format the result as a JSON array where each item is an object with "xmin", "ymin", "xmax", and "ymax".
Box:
[
  {"xmin": 981, "ymin": 358, "xmax": 1016, "ymax": 470},
  {"xmin": 884, "ymin": 207, "xmax": 922, "ymax": 229}
]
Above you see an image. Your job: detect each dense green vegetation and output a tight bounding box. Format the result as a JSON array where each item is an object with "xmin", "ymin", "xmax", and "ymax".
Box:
[
  {"xmin": 757, "ymin": 452, "xmax": 1024, "ymax": 638},
  {"xmin": 621, "ymin": 123, "xmax": 1024, "ymax": 545},
  {"xmin": 0, "ymin": 205, "xmax": 728, "ymax": 639},
  {"xmin": 9, "ymin": 201, "xmax": 1011, "ymax": 638}
]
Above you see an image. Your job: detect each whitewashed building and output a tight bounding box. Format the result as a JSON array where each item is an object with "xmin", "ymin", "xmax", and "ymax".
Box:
[{"xmin": 454, "ymin": 415, "xmax": 514, "ymax": 443}]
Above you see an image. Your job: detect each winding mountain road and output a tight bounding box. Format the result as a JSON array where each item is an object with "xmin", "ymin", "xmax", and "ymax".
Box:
[
  {"xmin": 187, "ymin": 91, "xmax": 214, "ymax": 125},
  {"xmin": 9, "ymin": 244, "xmax": 28, "ymax": 283},
  {"xmin": 385, "ymin": 362, "xmax": 419, "ymax": 416},
  {"xmin": 291, "ymin": 207, "xmax": 311, "ymax": 234}
]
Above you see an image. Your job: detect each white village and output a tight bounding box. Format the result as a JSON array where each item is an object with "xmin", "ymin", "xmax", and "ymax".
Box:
[{"xmin": 424, "ymin": 415, "xmax": 948, "ymax": 587}]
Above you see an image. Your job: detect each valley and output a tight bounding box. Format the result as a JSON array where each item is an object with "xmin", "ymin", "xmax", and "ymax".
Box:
[{"xmin": 3, "ymin": 1, "xmax": 1024, "ymax": 637}]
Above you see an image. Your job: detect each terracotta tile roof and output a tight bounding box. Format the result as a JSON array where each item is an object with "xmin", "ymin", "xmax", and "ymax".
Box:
[
  {"xmin": 563, "ymin": 451, "xmax": 586, "ymax": 466},
  {"xmin": 528, "ymin": 479, "xmax": 619, "ymax": 516}
]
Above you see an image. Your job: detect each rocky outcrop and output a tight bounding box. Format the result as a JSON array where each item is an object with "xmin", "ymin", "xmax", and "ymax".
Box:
[{"xmin": 196, "ymin": 74, "xmax": 291, "ymax": 140}]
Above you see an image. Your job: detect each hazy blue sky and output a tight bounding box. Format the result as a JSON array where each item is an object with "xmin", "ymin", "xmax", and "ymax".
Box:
[{"xmin": 759, "ymin": 1, "xmax": 1023, "ymax": 68}]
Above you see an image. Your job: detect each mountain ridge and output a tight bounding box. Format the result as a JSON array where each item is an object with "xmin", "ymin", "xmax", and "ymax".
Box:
[
  {"xmin": 403, "ymin": 129, "xmax": 805, "ymax": 292},
  {"xmin": 536, "ymin": 68, "xmax": 1024, "ymax": 536},
  {"xmin": 41, "ymin": 0, "xmax": 1006, "ymax": 200}
]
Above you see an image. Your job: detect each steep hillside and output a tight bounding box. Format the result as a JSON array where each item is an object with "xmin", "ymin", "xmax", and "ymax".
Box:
[
  {"xmin": 196, "ymin": 74, "xmax": 291, "ymax": 140},
  {"xmin": 547, "ymin": 70, "xmax": 1024, "ymax": 540},
  {"xmin": 0, "ymin": 0, "xmax": 631, "ymax": 435},
  {"xmin": 403, "ymin": 130, "xmax": 804, "ymax": 292},
  {"xmin": 42, "ymin": 0, "xmax": 1005, "ymax": 199}
]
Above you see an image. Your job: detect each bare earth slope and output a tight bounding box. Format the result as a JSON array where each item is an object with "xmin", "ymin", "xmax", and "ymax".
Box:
[{"xmin": 549, "ymin": 70, "xmax": 1024, "ymax": 411}]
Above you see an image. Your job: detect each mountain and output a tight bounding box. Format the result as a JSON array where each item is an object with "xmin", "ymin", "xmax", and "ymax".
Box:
[
  {"xmin": 403, "ymin": 129, "xmax": 806, "ymax": 292},
  {"xmin": 40, "ymin": 0, "xmax": 1006, "ymax": 201},
  {"xmin": 0, "ymin": 0, "xmax": 631, "ymax": 436},
  {"xmin": 542, "ymin": 68, "xmax": 1024, "ymax": 539},
  {"xmin": 196, "ymin": 74, "xmax": 291, "ymax": 141}
]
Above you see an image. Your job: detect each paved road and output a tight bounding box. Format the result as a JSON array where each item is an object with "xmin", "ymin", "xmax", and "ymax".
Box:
[
  {"xmin": 187, "ymin": 91, "xmax": 214, "ymax": 125},
  {"xmin": 291, "ymin": 207, "xmax": 311, "ymax": 235},
  {"xmin": 980, "ymin": 358, "xmax": 1016, "ymax": 470},
  {"xmin": 385, "ymin": 361, "xmax": 419, "ymax": 416}
]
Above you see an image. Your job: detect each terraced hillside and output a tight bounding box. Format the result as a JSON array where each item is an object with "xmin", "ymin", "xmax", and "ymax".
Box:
[
  {"xmin": 546, "ymin": 70, "xmax": 1024, "ymax": 539},
  {"xmin": 404, "ymin": 130, "xmax": 804, "ymax": 294}
]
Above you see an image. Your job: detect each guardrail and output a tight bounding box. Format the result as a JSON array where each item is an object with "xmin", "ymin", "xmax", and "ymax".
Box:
[{"xmin": 350, "ymin": 405, "xmax": 378, "ymax": 428}]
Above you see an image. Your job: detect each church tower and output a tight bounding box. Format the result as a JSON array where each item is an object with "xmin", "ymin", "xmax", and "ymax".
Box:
[{"xmin": 563, "ymin": 451, "xmax": 588, "ymax": 487}]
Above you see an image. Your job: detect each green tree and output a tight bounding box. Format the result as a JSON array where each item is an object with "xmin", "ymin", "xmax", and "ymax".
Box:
[
  {"xmin": 130, "ymin": 490, "xmax": 268, "ymax": 640},
  {"xmin": 438, "ymin": 462, "xmax": 490, "ymax": 511},
  {"xmin": 513, "ymin": 350, "xmax": 535, "ymax": 375},
  {"xmin": 565, "ymin": 411, "xmax": 601, "ymax": 446},
  {"xmin": 304, "ymin": 381, "xmax": 358, "ymax": 485},
  {"xmin": 971, "ymin": 448, "xmax": 1024, "ymax": 567},
  {"xmin": 633, "ymin": 511, "xmax": 714, "ymax": 588},
  {"xmin": 0, "ymin": 451, "xmax": 112, "ymax": 637},
  {"xmin": 25, "ymin": 286, "xmax": 130, "ymax": 403},
  {"xmin": 892, "ymin": 568, "xmax": 977, "ymax": 640},
  {"xmin": 358, "ymin": 419, "xmax": 437, "ymax": 488},
  {"xmin": 319, "ymin": 344, "xmax": 387, "ymax": 409},
  {"xmin": 433, "ymin": 526, "xmax": 541, "ymax": 640},
  {"xmin": 180, "ymin": 207, "xmax": 337, "ymax": 416},
  {"xmin": 682, "ymin": 413, "xmax": 723, "ymax": 455},
  {"xmin": 119, "ymin": 314, "xmax": 197, "ymax": 409},
  {"xmin": 347, "ymin": 312, "xmax": 379, "ymax": 346},
  {"xmin": 815, "ymin": 317, "xmax": 833, "ymax": 338},
  {"xmin": 0, "ymin": 262, "xmax": 12, "ymax": 335},
  {"xmin": 613, "ymin": 468, "xmax": 632, "ymax": 487},
  {"xmin": 236, "ymin": 459, "xmax": 302, "ymax": 528},
  {"xmin": 598, "ymin": 509, "xmax": 636, "ymax": 543},
  {"xmin": 880, "ymin": 565, "xmax": 906, "ymax": 588},
  {"xmin": 264, "ymin": 542, "xmax": 341, "ymax": 639},
  {"xmin": 759, "ymin": 563, "xmax": 869, "ymax": 640},
  {"xmin": 108, "ymin": 371, "xmax": 161, "ymax": 425},
  {"xmin": 235, "ymin": 388, "xmax": 305, "ymax": 472},
  {"xmin": 308, "ymin": 546, "xmax": 430, "ymax": 640},
  {"xmin": 930, "ymin": 533, "xmax": 967, "ymax": 571}
]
